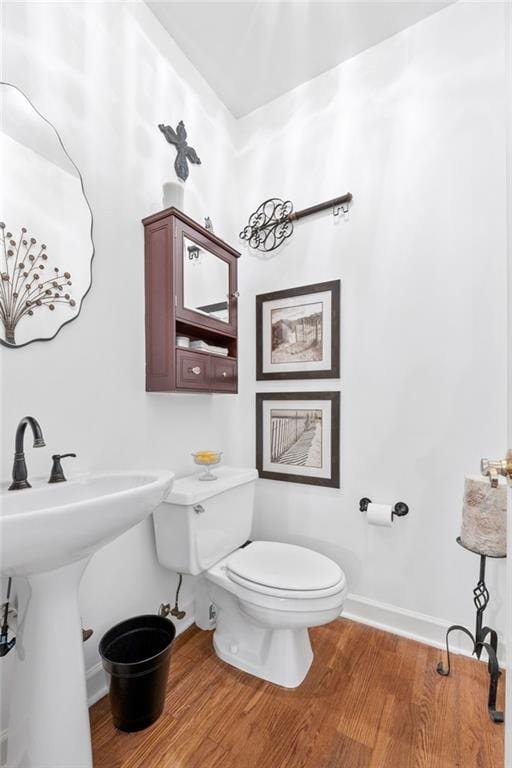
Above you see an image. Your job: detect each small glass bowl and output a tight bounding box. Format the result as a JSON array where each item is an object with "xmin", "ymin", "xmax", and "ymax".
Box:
[{"xmin": 191, "ymin": 451, "xmax": 223, "ymax": 481}]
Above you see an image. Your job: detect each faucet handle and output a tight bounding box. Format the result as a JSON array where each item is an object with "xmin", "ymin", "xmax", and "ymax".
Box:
[{"xmin": 48, "ymin": 453, "xmax": 77, "ymax": 484}]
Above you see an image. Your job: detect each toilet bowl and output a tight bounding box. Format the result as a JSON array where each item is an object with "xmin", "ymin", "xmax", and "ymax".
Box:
[
  {"xmin": 205, "ymin": 541, "xmax": 347, "ymax": 687},
  {"xmin": 153, "ymin": 467, "xmax": 348, "ymax": 687}
]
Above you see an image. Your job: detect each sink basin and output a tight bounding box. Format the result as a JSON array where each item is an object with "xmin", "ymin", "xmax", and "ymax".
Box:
[
  {"xmin": 1, "ymin": 469, "xmax": 174, "ymax": 768},
  {"xmin": 1, "ymin": 471, "xmax": 174, "ymax": 575}
]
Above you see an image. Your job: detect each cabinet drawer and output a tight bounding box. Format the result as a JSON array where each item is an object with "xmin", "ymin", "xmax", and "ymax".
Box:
[
  {"xmin": 211, "ymin": 356, "xmax": 237, "ymax": 392},
  {"xmin": 176, "ymin": 350, "xmax": 210, "ymax": 390}
]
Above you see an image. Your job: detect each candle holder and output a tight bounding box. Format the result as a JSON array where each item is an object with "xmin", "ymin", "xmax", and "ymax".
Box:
[{"xmin": 436, "ymin": 537, "xmax": 505, "ymax": 723}]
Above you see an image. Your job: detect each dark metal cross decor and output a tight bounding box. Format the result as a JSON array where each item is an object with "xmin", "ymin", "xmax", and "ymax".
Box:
[
  {"xmin": 158, "ymin": 121, "xmax": 201, "ymax": 182},
  {"xmin": 437, "ymin": 537, "xmax": 504, "ymax": 723},
  {"xmin": 239, "ymin": 193, "xmax": 352, "ymax": 253}
]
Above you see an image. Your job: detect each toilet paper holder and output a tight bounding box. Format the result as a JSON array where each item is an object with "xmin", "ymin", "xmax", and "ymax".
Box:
[{"xmin": 359, "ymin": 497, "xmax": 409, "ymax": 518}]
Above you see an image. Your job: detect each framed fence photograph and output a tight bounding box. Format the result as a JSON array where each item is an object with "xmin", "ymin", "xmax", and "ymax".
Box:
[
  {"xmin": 256, "ymin": 391, "xmax": 340, "ymax": 487},
  {"xmin": 256, "ymin": 280, "xmax": 340, "ymax": 380}
]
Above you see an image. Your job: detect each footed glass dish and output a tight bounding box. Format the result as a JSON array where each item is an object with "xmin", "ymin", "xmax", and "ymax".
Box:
[{"xmin": 192, "ymin": 451, "xmax": 223, "ymax": 481}]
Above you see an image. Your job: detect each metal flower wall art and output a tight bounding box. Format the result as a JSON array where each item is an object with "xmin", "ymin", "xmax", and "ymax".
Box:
[
  {"xmin": 158, "ymin": 121, "xmax": 201, "ymax": 182},
  {"xmin": 0, "ymin": 222, "xmax": 75, "ymax": 345}
]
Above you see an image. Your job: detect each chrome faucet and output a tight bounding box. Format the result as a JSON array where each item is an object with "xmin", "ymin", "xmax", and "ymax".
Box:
[{"xmin": 9, "ymin": 416, "xmax": 46, "ymax": 491}]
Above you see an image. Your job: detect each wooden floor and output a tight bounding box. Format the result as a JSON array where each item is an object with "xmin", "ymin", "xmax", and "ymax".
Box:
[{"xmin": 90, "ymin": 619, "xmax": 504, "ymax": 768}]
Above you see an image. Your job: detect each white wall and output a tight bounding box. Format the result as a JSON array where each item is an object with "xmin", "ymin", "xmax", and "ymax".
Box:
[
  {"xmin": 0, "ymin": 0, "xmax": 509, "ymax": 742},
  {"xmin": 233, "ymin": 0, "xmax": 508, "ymax": 643},
  {"xmin": 0, "ymin": 0, "xmax": 239, "ymax": 733}
]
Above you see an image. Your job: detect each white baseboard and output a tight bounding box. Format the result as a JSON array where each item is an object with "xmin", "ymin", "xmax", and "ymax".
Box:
[
  {"xmin": 86, "ymin": 661, "xmax": 108, "ymax": 707},
  {"xmin": 86, "ymin": 593, "xmax": 506, "ymax": 707},
  {"xmin": 342, "ymin": 592, "xmax": 507, "ymax": 664}
]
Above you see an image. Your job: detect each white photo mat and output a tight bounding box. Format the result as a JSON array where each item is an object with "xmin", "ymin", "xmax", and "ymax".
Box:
[
  {"xmin": 261, "ymin": 290, "xmax": 332, "ymax": 374},
  {"xmin": 261, "ymin": 398, "xmax": 332, "ymax": 479}
]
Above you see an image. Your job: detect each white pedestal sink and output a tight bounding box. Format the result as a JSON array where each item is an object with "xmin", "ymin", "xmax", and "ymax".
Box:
[{"xmin": 0, "ymin": 470, "xmax": 174, "ymax": 768}]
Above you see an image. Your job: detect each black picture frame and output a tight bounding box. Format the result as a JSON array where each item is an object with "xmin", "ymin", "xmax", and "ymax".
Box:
[
  {"xmin": 256, "ymin": 280, "xmax": 340, "ymax": 380},
  {"xmin": 256, "ymin": 391, "xmax": 340, "ymax": 488}
]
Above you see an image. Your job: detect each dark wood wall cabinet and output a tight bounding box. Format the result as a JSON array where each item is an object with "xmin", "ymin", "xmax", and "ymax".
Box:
[{"xmin": 143, "ymin": 207, "xmax": 240, "ymax": 393}]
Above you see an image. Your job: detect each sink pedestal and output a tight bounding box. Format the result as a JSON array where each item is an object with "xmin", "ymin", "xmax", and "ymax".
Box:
[
  {"xmin": 1, "ymin": 470, "xmax": 175, "ymax": 767},
  {"xmin": 7, "ymin": 558, "xmax": 93, "ymax": 768}
]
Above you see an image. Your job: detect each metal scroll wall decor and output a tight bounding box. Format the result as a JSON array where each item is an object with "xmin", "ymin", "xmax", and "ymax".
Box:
[
  {"xmin": 0, "ymin": 81, "xmax": 94, "ymax": 348},
  {"xmin": 239, "ymin": 193, "xmax": 352, "ymax": 253},
  {"xmin": 158, "ymin": 121, "xmax": 201, "ymax": 182}
]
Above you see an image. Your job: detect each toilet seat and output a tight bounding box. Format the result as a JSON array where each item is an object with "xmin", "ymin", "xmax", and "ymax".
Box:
[{"xmin": 226, "ymin": 541, "xmax": 346, "ymax": 599}]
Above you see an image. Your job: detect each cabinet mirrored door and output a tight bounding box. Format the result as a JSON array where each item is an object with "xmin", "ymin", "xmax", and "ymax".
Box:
[
  {"xmin": 175, "ymin": 219, "xmax": 237, "ymax": 336},
  {"xmin": 183, "ymin": 236, "xmax": 230, "ymax": 324}
]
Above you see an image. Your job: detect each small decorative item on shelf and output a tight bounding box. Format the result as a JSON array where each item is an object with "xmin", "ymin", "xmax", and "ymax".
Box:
[
  {"xmin": 162, "ymin": 181, "xmax": 184, "ymax": 210},
  {"xmin": 192, "ymin": 450, "xmax": 223, "ymax": 481}
]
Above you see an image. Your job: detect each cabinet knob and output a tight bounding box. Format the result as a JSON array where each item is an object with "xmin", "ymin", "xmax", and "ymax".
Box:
[
  {"xmin": 222, "ymin": 371, "xmax": 227, "ymax": 377},
  {"xmin": 189, "ymin": 366, "xmax": 201, "ymax": 375},
  {"xmin": 227, "ymin": 291, "xmax": 240, "ymax": 299}
]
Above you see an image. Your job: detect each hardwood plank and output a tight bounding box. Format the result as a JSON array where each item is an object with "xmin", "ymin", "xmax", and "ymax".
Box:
[
  {"xmin": 90, "ymin": 620, "xmax": 504, "ymax": 768},
  {"xmin": 326, "ymin": 734, "xmax": 373, "ymax": 768}
]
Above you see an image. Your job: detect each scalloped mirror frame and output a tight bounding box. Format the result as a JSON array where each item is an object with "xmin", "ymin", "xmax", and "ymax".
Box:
[{"xmin": 0, "ymin": 81, "xmax": 94, "ymax": 349}]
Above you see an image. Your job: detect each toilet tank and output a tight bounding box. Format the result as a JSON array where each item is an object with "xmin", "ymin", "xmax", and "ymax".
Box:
[{"xmin": 153, "ymin": 466, "xmax": 258, "ymax": 575}]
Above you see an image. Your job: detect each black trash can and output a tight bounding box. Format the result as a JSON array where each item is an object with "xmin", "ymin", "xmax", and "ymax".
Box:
[{"xmin": 99, "ymin": 614, "xmax": 176, "ymax": 732}]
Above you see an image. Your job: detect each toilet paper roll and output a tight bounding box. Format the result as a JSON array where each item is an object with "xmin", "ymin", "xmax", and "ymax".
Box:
[{"xmin": 367, "ymin": 502, "xmax": 393, "ymax": 527}]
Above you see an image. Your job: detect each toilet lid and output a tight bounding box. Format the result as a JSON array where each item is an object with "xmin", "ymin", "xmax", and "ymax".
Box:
[{"xmin": 227, "ymin": 541, "xmax": 344, "ymax": 594}]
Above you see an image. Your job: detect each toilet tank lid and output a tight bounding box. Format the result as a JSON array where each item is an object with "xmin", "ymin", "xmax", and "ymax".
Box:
[{"xmin": 165, "ymin": 466, "xmax": 258, "ymax": 506}]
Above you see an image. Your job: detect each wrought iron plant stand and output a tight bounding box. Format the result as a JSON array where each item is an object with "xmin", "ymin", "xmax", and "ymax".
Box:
[{"xmin": 437, "ymin": 537, "xmax": 504, "ymax": 723}]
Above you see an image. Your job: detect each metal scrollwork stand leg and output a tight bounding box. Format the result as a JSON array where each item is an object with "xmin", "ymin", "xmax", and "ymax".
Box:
[{"xmin": 437, "ymin": 538, "xmax": 504, "ymax": 723}]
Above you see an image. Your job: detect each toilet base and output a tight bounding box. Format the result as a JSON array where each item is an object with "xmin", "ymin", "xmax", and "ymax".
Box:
[
  {"xmin": 213, "ymin": 626, "xmax": 314, "ymax": 688},
  {"xmin": 208, "ymin": 583, "xmax": 314, "ymax": 688}
]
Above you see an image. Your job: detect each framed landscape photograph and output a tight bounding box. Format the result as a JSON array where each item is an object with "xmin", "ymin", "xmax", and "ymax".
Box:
[
  {"xmin": 256, "ymin": 392, "xmax": 340, "ymax": 487},
  {"xmin": 256, "ymin": 280, "xmax": 340, "ymax": 380}
]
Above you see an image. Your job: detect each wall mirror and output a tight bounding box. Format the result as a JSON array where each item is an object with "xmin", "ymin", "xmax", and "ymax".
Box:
[
  {"xmin": 182, "ymin": 235, "xmax": 229, "ymax": 323},
  {"xmin": 0, "ymin": 82, "xmax": 94, "ymax": 348}
]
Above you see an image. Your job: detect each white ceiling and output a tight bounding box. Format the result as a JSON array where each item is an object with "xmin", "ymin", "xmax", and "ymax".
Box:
[{"xmin": 146, "ymin": 1, "xmax": 453, "ymax": 118}]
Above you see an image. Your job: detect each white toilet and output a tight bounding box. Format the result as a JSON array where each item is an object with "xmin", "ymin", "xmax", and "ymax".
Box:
[{"xmin": 153, "ymin": 466, "xmax": 348, "ymax": 688}]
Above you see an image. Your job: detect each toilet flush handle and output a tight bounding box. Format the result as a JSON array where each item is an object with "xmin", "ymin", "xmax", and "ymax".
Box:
[{"xmin": 193, "ymin": 504, "xmax": 205, "ymax": 514}]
